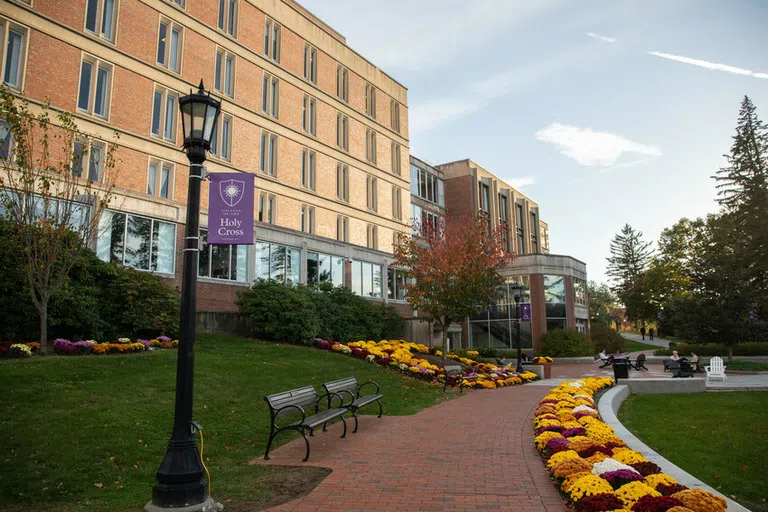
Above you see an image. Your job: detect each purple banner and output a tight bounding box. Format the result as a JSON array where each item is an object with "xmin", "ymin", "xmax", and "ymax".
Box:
[
  {"xmin": 520, "ymin": 303, "xmax": 532, "ymax": 322},
  {"xmin": 208, "ymin": 172, "xmax": 254, "ymax": 245}
]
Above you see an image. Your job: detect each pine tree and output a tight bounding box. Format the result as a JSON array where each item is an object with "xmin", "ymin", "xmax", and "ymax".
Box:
[
  {"xmin": 714, "ymin": 96, "xmax": 768, "ymax": 316},
  {"xmin": 606, "ymin": 224, "xmax": 654, "ymax": 322}
]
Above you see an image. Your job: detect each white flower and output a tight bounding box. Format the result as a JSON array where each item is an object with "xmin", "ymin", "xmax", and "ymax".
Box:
[
  {"xmin": 573, "ymin": 404, "xmax": 596, "ymax": 414},
  {"xmin": 591, "ymin": 458, "xmax": 641, "ymax": 476}
]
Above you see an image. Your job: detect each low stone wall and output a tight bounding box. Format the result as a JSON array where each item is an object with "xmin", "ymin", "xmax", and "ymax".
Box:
[
  {"xmin": 196, "ymin": 311, "xmax": 251, "ymax": 336},
  {"xmin": 625, "ymin": 377, "xmax": 706, "ymax": 395}
]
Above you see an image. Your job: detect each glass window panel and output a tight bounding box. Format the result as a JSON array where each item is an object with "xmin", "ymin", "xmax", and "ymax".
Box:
[
  {"xmin": 546, "ymin": 319, "xmax": 567, "ymax": 332},
  {"xmin": 306, "ymin": 251, "xmax": 318, "ymax": 283},
  {"xmin": 286, "ymin": 247, "xmax": 300, "ymax": 286},
  {"xmin": 4, "ymin": 30, "xmax": 22, "ymax": 87},
  {"xmin": 125, "ymin": 215, "xmax": 151, "ymax": 270},
  {"xmin": 332, "ymin": 256, "xmax": 344, "ymax": 286},
  {"xmin": 198, "ymin": 229, "xmax": 210, "ymax": 277},
  {"xmin": 78, "ymin": 61, "xmax": 92, "ymax": 111},
  {"xmin": 164, "ymin": 95, "xmax": 175, "ymax": 140},
  {"xmin": 151, "ymin": 91, "xmax": 162, "ymax": 135},
  {"xmin": 88, "ymin": 145, "xmax": 101, "ymax": 181},
  {"xmin": 85, "ymin": 0, "xmax": 99, "ymax": 32},
  {"xmin": 318, "ymin": 253, "xmax": 331, "ymax": 283},
  {"xmin": 255, "ymin": 241, "xmax": 269, "ymax": 280},
  {"xmin": 234, "ymin": 245, "xmax": 247, "ymax": 282},
  {"xmin": 143, "ymin": 163, "xmax": 156, "ymax": 196},
  {"xmin": 489, "ymin": 320, "xmax": 511, "ymax": 348},
  {"xmin": 217, "ymin": 0, "xmax": 225, "ymax": 29},
  {"xmin": 470, "ymin": 321, "xmax": 490, "ymax": 348},
  {"xmin": 210, "ymin": 244, "xmax": 230, "ymax": 279},
  {"xmin": 72, "ymin": 141, "xmax": 85, "ymax": 177},
  {"xmin": 0, "ymin": 120, "xmax": 11, "ymax": 159},
  {"xmin": 362, "ymin": 262, "xmax": 372, "ymax": 297},
  {"xmin": 351, "ymin": 260, "xmax": 362, "ymax": 295},
  {"xmin": 151, "ymin": 221, "xmax": 175, "ymax": 274},
  {"xmin": 270, "ymin": 244, "xmax": 285, "ymax": 283},
  {"xmin": 259, "ymin": 133, "xmax": 266, "ymax": 171},
  {"xmin": 271, "ymin": 79, "xmax": 278, "ymax": 114},
  {"xmin": 101, "ymin": 0, "xmax": 115, "ymax": 39},
  {"xmin": 224, "ymin": 56, "xmax": 233, "ymax": 95},
  {"xmin": 387, "ymin": 268, "xmax": 395, "ymax": 300},
  {"xmin": 272, "ymin": 25, "xmax": 279, "ymax": 59},
  {"xmin": 160, "ymin": 166, "xmax": 170, "ymax": 198},
  {"xmin": 372, "ymin": 265, "xmax": 382, "ymax": 298},
  {"xmin": 544, "ymin": 275, "xmax": 566, "ymax": 303},
  {"xmin": 263, "ymin": 21, "xmax": 270, "ymax": 54},
  {"xmin": 269, "ymin": 135, "xmax": 276, "ymax": 175},
  {"xmin": 94, "ymin": 66, "xmax": 108, "ymax": 117},
  {"xmin": 214, "ymin": 52, "xmax": 222, "ymax": 91},
  {"xmin": 169, "ymin": 28, "xmax": 180, "ymax": 71},
  {"xmin": 221, "ymin": 118, "xmax": 230, "ymax": 159},
  {"xmin": 157, "ymin": 22, "xmax": 167, "ymax": 65},
  {"xmin": 210, "ymin": 122, "xmax": 218, "ymax": 155},
  {"xmin": 228, "ymin": 0, "xmax": 236, "ymax": 35},
  {"xmin": 545, "ymin": 303, "xmax": 567, "ymax": 318},
  {"xmin": 262, "ymin": 75, "xmax": 268, "ymax": 111}
]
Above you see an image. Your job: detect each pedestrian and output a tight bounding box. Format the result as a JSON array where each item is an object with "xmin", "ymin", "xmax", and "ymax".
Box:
[
  {"xmin": 657, "ymin": 327, "xmax": 662, "ymax": 338},
  {"xmin": 649, "ymin": 327, "xmax": 654, "ymax": 340},
  {"xmin": 640, "ymin": 325, "xmax": 646, "ymax": 340}
]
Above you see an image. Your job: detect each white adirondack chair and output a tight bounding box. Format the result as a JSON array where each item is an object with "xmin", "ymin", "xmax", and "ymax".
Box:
[{"xmin": 705, "ymin": 356, "xmax": 727, "ymax": 382}]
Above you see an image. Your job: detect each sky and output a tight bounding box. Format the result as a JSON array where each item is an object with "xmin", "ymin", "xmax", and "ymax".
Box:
[{"xmin": 300, "ymin": 0, "xmax": 768, "ymax": 284}]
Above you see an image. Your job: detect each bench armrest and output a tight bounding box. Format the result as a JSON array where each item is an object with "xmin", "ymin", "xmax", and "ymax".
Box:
[
  {"xmin": 272, "ymin": 404, "xmax": 306, "ymax": 428},
  {"xmin": 335, "ymin": 389, "xmax": 356, "ymax": 407},
  {"xmin": 315, "ymin": 391, "xmax": 346, "ymax": 413},
  {"xmin": 357, "ymin": 380, "xmax": 380, "ymax": 397}
]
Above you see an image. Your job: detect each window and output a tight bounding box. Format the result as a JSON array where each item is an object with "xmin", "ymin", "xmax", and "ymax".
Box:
[
  {"xmin": 255, "ymin": 241, "xmax": 300, "ymax": 286},
  {"xmin": 303, "ymin": 43, "xmax": 317, "ymax": 84},
  {"xmin": 390, "ymin": 99, "xmax": 400, "ymax": 132},
  {"xmin": 258, "ymin": 193, "xmax": 275, "ymax": 224},
  {"xmin": 365, "ymin": 83, "xmax": 376, "ymax": 118},
  {"xmin": 392, "ymin": 185, "xmax": 401, "ymax": 220},
  {"xmin": 217, "ymin": 0, "xmax": 237, "ymax": 37},
  {"xmin": 410, "ymin": 164, "xmax": 444, "ymax": 206},
  {"xmin": 151, "ymin": 86, "xmax": 178, "ymax": 142},
  {"xmin": 214, "ymin": 48, "xmax": 234, "ymax": 97},
  {"xmin": 391, "ymin": 142, "xmax": 401, "ymax": 175},
  {"xmin": 302, "ymin": 95, "xmax": 316, "ymax": 135},
  {"xmin": 1, "ymin": 19, "xmax": 27, "ymax": 90},
  {"xmin": 366, "ymin": 175, "xmax": 377, "ymax": 211},
  {"xmin": 336, "ymin": 163, "xmax": 349, "ymax": 202},
  {"xmin": 264, "ymin": 18, "xmax": 280, "ymax": 62},
  {"xmin": 167, "ymin": 0, "xmax": 185, "ymax": 7},
  {"xmin": 198, "ymin": 229, "xmax": 247, "ymax": 282},
  {"xmin": 307, "ymin": 252, "xmax": 345, "ymax": 286},
  {"xmin": 336, "ymin": 215, "xmax": 348, "ymax": 242},
  {"xmin": 0, "ymin": 120, "xmax": 12, "ymax": 160},
  {"xmin": 259, "ymin": 131, "xmax": 277, "ymax": 176},
  {"xmin": 366, "ymin": 224, "xmax": 378, "ymax": 250},
  {"xmin": 336, "ymin": 113, "xmax": 349, "ymax": 151},
  {"xmin": 351, "ymin": 260, "xmax": 382, "ymax": 298},
  {"xmin": 147, "ymin": 159, "xmax": 173, "ymax": 199},
  {"xmin": 479, "ymin": 183, "xmax": 490, "ymax": 213},
  {"xmin": 336, "ymin": 64, "xmax": 348, "ymax": 102},
  {"xmin": 530, "ymin": 211, "xmax": 538, "ymax": 253},
  {"xmin": 301, "ymin": 148, "xmax": 315, "ymax": 190},
  {"xmin": 499, "ymin": 194, "xmax": 510, "ymax": 252},
  {"xmin": 468, "ymin": 276, "xmax": 533, "ymax": 349},
  {"xmin": 575, "ymin": 319, "xmax": 587, "ymax": 335},
  {"xmin": 77, "ymin": 55, "xmax": 112, "ymax": 118},
  {"xmin": 574, "ymin": 279, "xmax": 587, "ymax": 307},
  {"xmin": 411, "ymin": 204, "xmax": 439, "ymax": 236},
  {"xmin": 300, "ymin": 205, "xmax": 314, "ymax": 234},
  {"xmin": 544, "ymin": 275, "xmax": 567, "ymax": 331},
  {"xmin": 365, "ymin": 129, "xmax": 376, "ymax": 164},
  {"xmin": 209, "ymin": 113, "xmax": 233, "ymax": 161},
  {"xmin": 157, "ymin": 18, "xmax": 182, "ymax": 73},
  {"xmin": 85, "ymin": 0, "xmax": 117, "ymax": 42},
  {"xmin": 516, "ymin": 203, "xmax": 525, "ymax": 254},
  {"xmin": 261, "ymin": 73, "xmax": 278, "ymax": 117},
  {"xmin": 97, "ymin": 210, "xmax": 176, "ymax": 274},
  {"xmin": 387, "ymin": 268, "xmax": 408, "ymax": 301},
  {"xmin": 72, "ymin": 139, "xmax": 106, "ymax": 182}
]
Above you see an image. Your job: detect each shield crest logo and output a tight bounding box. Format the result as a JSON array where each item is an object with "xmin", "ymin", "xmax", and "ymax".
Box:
[{"xmin": 219, "ymin": 179, "xmax": 245, "ymax": 207}]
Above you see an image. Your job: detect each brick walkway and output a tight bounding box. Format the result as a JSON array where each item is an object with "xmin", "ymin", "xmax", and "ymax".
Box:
[{"xmin": 255, "ymin": 385, "xmax": 567, "ymax": 512}]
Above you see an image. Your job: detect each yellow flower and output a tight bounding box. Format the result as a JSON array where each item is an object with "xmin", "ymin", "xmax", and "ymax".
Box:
[
  {"xmin": 612, "ymin": 448, "xmax": 648, "ymax": 465},
  {"xmin": 568, "ymin": 475, "xmax": 614, "ymax": 502},
  {"xmin": 534, "ymin": 431, "xmax": 563, "ymax": 450},
  {"xmin": 614, "ymin": 481, "xmax": 660, "ymax": 508},
  {"xmin": 644, "ymin": 473, "xmax": 677, "ymax": 490},
  {"xmin": 546, "ymin": 450, "xmax": 580, "ymax": 469}
]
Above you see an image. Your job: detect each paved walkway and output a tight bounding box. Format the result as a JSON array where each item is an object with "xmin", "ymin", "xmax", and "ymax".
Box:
[
  {"xmin": 256, "ymin": 385, "xmax": 567, "ymax": 512},
  {"xmin": 621, "ymin": 332, "xmax": 670, "ymax": 349}
]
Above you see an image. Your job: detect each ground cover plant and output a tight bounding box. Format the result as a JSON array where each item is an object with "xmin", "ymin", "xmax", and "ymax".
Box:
[
  {"xmin": 0, "ymin": 333, "xmax": 454, "ymax": 511},
  {"xmin": 619, "ymin": 392, "xmax": 768, "ymax": 511}
]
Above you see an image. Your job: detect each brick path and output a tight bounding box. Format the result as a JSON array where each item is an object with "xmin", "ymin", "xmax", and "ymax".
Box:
[{"xmin": 256, "ymin": 385, "xmax": 567, "ymax": 512}]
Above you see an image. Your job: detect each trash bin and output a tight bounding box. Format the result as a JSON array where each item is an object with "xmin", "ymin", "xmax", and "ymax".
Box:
[{"xmin": 613, "ymin": 358, "xmax": 630, "ymax": 381}]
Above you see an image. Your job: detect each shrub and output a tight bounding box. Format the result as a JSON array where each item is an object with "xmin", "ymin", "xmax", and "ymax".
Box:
[
  {"xmin": 312, "ymin": 284, "xmax": 382, "ymax": 342},
  {"xmin": 236, "ymin": 280, "xmax": 320, "ymax": 344},
  {"xmin": 654, "ymin": 341, "xmax": 768, "ymax": 357},
  {"xmin": 540, "ymin": 329, "xmax": 594, "ymax": 357},
  {"xmin": 8, "ymin": 343, "xmax": 32, "ymax": 358},
  {"xmin": 590, "ymin": 323, "xmax": 625, "ymax": 353}
]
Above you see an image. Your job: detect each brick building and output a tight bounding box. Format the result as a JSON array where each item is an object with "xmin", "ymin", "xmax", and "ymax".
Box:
[{"xmin": 0, "ymin": 0, "xmax": 410, "ymax": 311}]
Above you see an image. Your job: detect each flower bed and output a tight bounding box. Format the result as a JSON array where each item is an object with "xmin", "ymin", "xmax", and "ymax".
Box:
[
  {"xmin": 51, "ymin": 336, "xmax": 178, "ymax": 356},
  {"xmin": 313, "ymin": 338, "xmax": 539, "ymax": 389},
  {"xmin": 534, "ymin": 377, "xmax": 729, "ymax": 512},
  {"xmin": 0, "ymin": 341, "xmax": 41, "ymax": 358}
]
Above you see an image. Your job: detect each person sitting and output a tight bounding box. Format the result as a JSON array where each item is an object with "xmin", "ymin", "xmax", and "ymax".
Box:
[
  {"xmin": 690, "ymin": 352, "xmax": 701, "ymax": 372},
  {"xmin": 496, "ymin": 357, "xmax": 512, "ymax": 367},
  {"xmin": 598, "ymin": 350, "xmax": 614, "ymax": 368},
  {"xmin": 671, "ymin": 350, "xmax": 680, "ymax": 361}
]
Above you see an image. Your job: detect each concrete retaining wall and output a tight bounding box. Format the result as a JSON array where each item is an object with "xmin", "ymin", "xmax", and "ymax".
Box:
[{"xmin": 625, "ymin": 378, "xmax": 706, "ymax": 395}]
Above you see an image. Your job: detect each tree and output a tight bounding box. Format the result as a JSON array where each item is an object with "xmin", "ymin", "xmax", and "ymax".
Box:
[
  {"xmin": 393, "ymin": 214, "xmax": 511, "ymax": 357},
  {"xmin": 587, "ymin": 281, "xmax": 617, "ymax": 324},
  {"xmin": 606, "ymin": 223, "xmax": 654, "ymax": 323},
  {"xmin": 713, "ymin": 95, "xmax": 768, "ymax": 318},
  {"xmin": 0, "ymin": 86, "xmax": 118, "ymax": 353}
]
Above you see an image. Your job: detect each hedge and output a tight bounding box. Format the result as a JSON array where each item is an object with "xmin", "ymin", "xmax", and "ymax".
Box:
[
  {"xmin": 540, "ymin": 328, "xmax": 595, "ymax": 357},
  {"xmin": 654, "ymin": 342, "xmax": 768, "ymax": 357}
]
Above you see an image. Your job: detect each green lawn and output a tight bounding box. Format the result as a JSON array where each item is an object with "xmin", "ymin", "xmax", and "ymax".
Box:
[
  {"xmin": 619, "ymin": 392, "xmax": 768, "ymax": 512},
  {"xmin": 0, "ymin": 334, "xmax": 456, "ymax": 511},
  {"xmin": 725, "ymin": 360, "xmax": 768, "ymax": 371},
  {"xmin": 622, "ymin": 338, "xmax": 661, "ymax": 353}
]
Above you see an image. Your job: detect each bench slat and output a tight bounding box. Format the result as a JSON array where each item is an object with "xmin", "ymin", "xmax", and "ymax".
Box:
[
  {"xmin": 266, "ymin": 386, "xmax": 319, "ymax": 417},
  {"xmin": 324, "ymin": 377, "xmax": 359, "ymax": 395}
]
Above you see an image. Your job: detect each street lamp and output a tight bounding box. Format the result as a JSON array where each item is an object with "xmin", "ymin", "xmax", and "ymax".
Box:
[
  {"xmin": 510, "ymin": 283, "xmax": 524, "ymax": 373},
  {"xmin": 148, "ymin": 81, "xmax": 220, "ymax": 511}
]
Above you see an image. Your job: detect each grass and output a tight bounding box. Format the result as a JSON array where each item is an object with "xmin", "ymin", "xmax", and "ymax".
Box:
[
  {"xmin": 725, "ymin": 360, "xmax": 768, "ymax": 371},
  {"xmin": 618, "ymin": 391, "xmax": 768, "ymax": 512},
  {"xmin": 622, "ymin": 338, "xmax": 661, "ymax": 353},
  {"xmin": 0, "ymin": 334, "xmax": 456, "ymax": 511}
]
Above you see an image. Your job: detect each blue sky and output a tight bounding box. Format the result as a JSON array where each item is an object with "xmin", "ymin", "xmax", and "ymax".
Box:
[{"xmin": 301, "ymin": 0, "xmax": 768, "ymax": 283}]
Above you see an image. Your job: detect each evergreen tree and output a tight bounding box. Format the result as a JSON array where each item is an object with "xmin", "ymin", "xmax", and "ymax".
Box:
[{"xmin": 606, "ymin": 224, "xmax": 654, "ymax": 322}]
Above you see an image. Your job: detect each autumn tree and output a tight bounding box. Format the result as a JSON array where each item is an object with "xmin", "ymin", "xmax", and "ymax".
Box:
[
  {"xmin": 606, "ymin": 223, "xmax": 654, "ymax": 323},
  {"xmin": 393, "ymin": 213, "xmax": 511, "ymax": 357},
  {"xmin": 0, "ymin": 86, "xmax": 118, "ymax": 353}
]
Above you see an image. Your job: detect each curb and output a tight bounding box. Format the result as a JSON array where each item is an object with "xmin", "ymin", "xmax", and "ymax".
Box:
[{"xmin": 597, "ymin": 385, "xmax": 751, "ymax": 512}]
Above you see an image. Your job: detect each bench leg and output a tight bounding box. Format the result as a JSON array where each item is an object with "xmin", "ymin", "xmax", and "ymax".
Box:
[
  {"xmin": 322, "ymin": 422, "xmax": 328, "ymax": 432},
  {"xmin": 264, "ymin": 429, "xmax": 277, "ymax": 460},
  {"xmin": 300, "ymin": 429, "xmax": 311, "ymax": 462},
  {"xmin": 340, "ymin": 415, "xmax": 347, "ymax": 439},
  {"xmin": 376, "ymin": 399, "xmax": 383, "ymax": 418}
]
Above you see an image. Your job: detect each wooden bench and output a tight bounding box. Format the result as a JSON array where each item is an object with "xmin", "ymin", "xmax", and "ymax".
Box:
[
  {"xmin": 443, "ymin": 365, "xmax": 477, "ymax": 392},
  {"xmin": 322, "ymin": 377, "xmax": 383, "ymax": 433},
  {"xmin": 264, "ymin": 386, "xmax": 347, "ymax": 462}
]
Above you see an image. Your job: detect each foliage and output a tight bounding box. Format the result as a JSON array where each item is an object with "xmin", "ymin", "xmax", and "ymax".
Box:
[
  {"xmin": 590, "ymin": 322, "xmax": 626, "ymax": 353},
  {"xmin": 587, "ymin": 281, "xmax": 618, "ymax": 324},
  {"xmin": 606, "ymin": 224, "xmax": 655, "ymax": 323},
  {"xmin": 540, "ymin": 329, "xmax": 595, "ymax": 357},
  {"xmin": 0, "ymin": 86, "xmax": 119, "ymax": 352},
  {"xmin": 394, "ymin": 213, "xmax": 511, "ymax": 353}
]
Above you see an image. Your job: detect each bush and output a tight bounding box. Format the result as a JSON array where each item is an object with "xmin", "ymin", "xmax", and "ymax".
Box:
[
  {"xmin": 236, "ymin": 280, "xmax": 320, "ymax": 344},
  {"xmin": 654, "ymin": 342, "xmax": 768, "ymax": 357},
  {"xmin": 590, "ymin": 322, "xmax": 625, "ymax": 353},
  {"xmin": 313, "ymin": 284, "xmax": 382, "ymax": 342},
  {"xmin": 540, "ymin": 328, "xmax": 594, "ymax": 357}
]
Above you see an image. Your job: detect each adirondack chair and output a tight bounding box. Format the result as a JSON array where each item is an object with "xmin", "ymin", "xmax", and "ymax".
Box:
[
  {"xmin": 705, "ymin": 356, "xmax": 727, "ymax": 382},
  {"xmin": 632, "ymin": 353, "xmax": 648, "ymax": 371}
]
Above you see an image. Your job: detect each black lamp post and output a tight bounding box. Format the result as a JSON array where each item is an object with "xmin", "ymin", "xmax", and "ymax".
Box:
[
  {"xmin": 149, "ymin": 81, "xmax": 220, "ymax": 511},
  {"xmin": 510, "ymin": 284, "xmax": 523, "ymax": 373}
]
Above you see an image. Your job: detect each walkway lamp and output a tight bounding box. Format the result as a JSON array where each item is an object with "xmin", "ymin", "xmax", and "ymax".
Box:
[
  {"xmin": 148, "ymin": 81, "xmax": 220, "ymax": 511},
  {"xmin": 510, "ymin": 283, "xmax": 524, "ymax": 373}
]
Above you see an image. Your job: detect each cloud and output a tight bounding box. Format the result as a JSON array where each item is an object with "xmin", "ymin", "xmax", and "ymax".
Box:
[
  {"xmin": 505, "ymin": 176, "xmax": 537, "ymax": 189},
  {"xmin": 535, "ymin": 122, "xmax": 662, "ymax": 167},
  {"xmin": 648, "ymin": 51, "xmax": 768, "ymax": 79},
  {"xmin": 585, "ymin": 32, "xmax": 616, "ymax": 43}
]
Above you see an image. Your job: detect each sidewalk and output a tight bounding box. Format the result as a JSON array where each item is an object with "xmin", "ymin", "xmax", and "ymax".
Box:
[{"xmin": 256, "ymin": 385, "xmax": 567, "ymax": 512}]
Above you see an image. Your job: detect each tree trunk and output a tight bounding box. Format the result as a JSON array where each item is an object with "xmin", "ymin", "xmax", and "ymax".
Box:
[
  {"xmin": 39, "ymin": 301, "xmax": 51, "ymax": 355},
  {"xmin": 727, "ymin": 345, "xmax": 733, "ymax": 363},
  {"xmin": 441, "ymin": 321, "xmax": 449, "ymax": 362}
]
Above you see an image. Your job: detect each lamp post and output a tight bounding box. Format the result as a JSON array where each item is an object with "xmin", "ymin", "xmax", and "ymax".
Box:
[
  {"xmin": 510, "ymin": 284, "xmax": 523, "ymax": 373},
  {"xmin": 148, "ymin": 81, "xmax": 220, "ymax": 511}
]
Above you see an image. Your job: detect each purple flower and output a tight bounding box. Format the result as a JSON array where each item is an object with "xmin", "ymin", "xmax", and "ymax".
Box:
[
  {"xmin": 137, "ymin": 339, "xmax": 151, "ymax": 349},
  {"xmin": 157, "ymin": 336, "xmax": 172, "ymax": 342},
  {"xmin": 313, "ymin": 338, "xmax": 332, "ymax": 350},
  {"xmin": 545, "ymin": 437, "xmax": 570, "ymax": 453},
  {"xmin": 601, "ymin": 469, "xmax": 643, "ymax": 488},
  {"xmin": 54, "ymin": 339, "xmax": 78, "ymax": 356},
  {"xmin": 562, "ymin": 427, "xmax": 587, "ymax": 438},
  {"xmin": 574, "ymin": 410, "xmax": 598, "ymax": 420},
  {"xmin": 540, "ymin": 399, "xmax": 560, "ymax": 405},
  {"xmin": 536, "ymin": 424, "xmax": 565, "ymax": 435}
]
